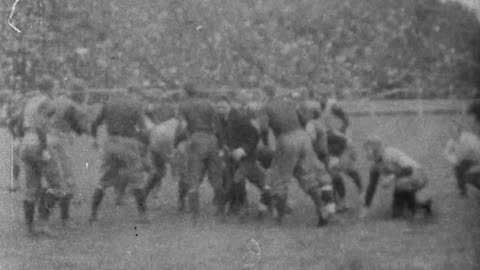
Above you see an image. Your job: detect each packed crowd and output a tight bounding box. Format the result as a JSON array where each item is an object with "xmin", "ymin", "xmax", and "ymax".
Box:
[{"xmin": 3, "ymin": 76, "xmax": 480, "ymax": 238}]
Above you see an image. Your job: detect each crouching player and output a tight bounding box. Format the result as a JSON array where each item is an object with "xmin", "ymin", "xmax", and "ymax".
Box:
[
  {"xmin": 444, "ymin": 101, "xmax": 480, "ymax": 196},
  {"xmin": 299, "ymin": 97, "xmax": 362, "ymax": 212},
  {"xmin": 444, "ymin": 130, "xmax": 480, "ymax": 196},
  {"xmin": 317, "ymin": 96, "xmax": 363, "ymax": 211},
  {"xmin": 361, "ymin": 137, "xmax": 432, "ymax": 219},
  {"xmin": 215, "ymin": 95, "xmax": 273, "ymax": 221},
  {"xmin": 325, "ymin": 131, "xmax": 363, "ymax": 212}
]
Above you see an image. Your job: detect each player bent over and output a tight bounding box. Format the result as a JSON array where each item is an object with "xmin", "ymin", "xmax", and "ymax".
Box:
[
  {"xmin": 299, "ymin": 97, "xmax": 362, "ymax": 213},
  {"xmin": 444, "ymin": 101, "xmax": 480, "ymax": 196},
  {"xmin": 361, "ymin": 137, "xmax": 432, "ymax": 219},
  {"xmin": 323, "ymin": 129, "xmax": 363, "ymax": 212},
  {"xmin": 444, "ymin": 130, "xmax": 480, "ymax": 196},
  {"xmin": 254, "ymin": 97, "xmax": 335, "ymax": 227}
]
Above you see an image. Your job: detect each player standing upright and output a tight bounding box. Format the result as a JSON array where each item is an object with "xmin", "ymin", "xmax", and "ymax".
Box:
[
  {"xmin": 19, "ymin": 76, "xmax": 70, "ymax": 237},
  {"xmin": 174, "ymin": 83, "xmax": 226, "ymax": 225},
  {"xmin": 89, "ymin": 87, "xmax": 151, "ymax": 224}
]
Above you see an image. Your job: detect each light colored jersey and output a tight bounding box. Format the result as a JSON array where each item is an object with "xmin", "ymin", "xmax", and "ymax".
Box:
[
  {"xmin": 305, "ymin": 120, "xmax": 320, "ymax": 141},
  {"xmin": 444, "ymin": 131, "xmax": 480, "ymax": 164},
  {"xmin": 303, "ymin": 100, "xmax": 322, "ymax": 112},
  {"xmin": 380, "ymin": 147, "xmax": 421, "ymax": 175},
  {"xmin": 23, "ymin": 93, "xmax": 55, "ymax": 134},
  {"xmin": 306, "ymin": 119, "xmax": 328, "ymax": 147},
  {"xmin": 321, "ymin": 99, "xmax": 349, "ymax": 134},
  {"xmin": 306, "ymin": 118, "xmax": 329, "ymax": 163},
  {"xmin": 150, "ymin": 118, "xmax": 181, "ymax": 158}
]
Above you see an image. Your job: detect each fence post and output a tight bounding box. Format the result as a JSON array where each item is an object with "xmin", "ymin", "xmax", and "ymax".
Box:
[{"xmin": 417, "ymin": 88, "xmax": 424, "ymax": 118}]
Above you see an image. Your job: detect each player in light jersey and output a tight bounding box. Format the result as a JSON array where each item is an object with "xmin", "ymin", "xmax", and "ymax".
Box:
[
  {"xmin": 444, "ymin": 101, "xmax": 480, "ymax": 195},
  {"xmin": 361, "ymin": 136, "xmax": 432, "ymax": 219}
]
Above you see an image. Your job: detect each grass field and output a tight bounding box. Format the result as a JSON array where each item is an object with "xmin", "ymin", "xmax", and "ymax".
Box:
[{"xmin": 0, "ymin": 113, "xmax": 479, "ymax": 270}]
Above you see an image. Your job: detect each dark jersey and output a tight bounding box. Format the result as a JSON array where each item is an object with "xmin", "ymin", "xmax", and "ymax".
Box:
[
  {"xmin": 178, "ymin": 97, "xmax": 220, "ymax": 135},
  {"xmin": 146, "ymin": 102, "xmax": 177, "ymax": 124},
  {"xmin": 51, "ymin": 95, "xmax": 87, "ymax": 135},
  {"xmin": 91, "ymin": 94, "xmax": 145, "ymax": 138},
  {"xmin": 258, "ymin": 99, "xmax": 302, "ymax": 137},
  {"xmin": 224, "ymin": 107, "xmax": 259, "ymax": 157}
]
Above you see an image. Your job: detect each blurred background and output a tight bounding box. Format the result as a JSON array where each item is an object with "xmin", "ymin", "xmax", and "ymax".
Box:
[{"xmin": 0, "ymin": 0, "xmax": 479, "ymax": 100}]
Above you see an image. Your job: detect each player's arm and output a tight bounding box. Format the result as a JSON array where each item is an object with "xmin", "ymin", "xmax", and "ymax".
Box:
[
  {"xmin": 173, "ymin": 125, "xmax": 188, "ymax": 149},
  {"xmin": 243, "ymin": 124, "xmax": 261, "ymax": 157},
  {"xmin": 296, "ymin": 104, "xmax": 309, "ymax": 128},
  {"xmin": 38, "ymin": 100, "xmax": 56, "ymax": 152},
  {"xmin": 90, "ymin": 104, "xmax": 106, "ymax": 139},
  {"xmin": 211, "ymin": 105, "xmax": 226, "ymax": 149},
  {"xmin": 253, "ymin": 108, "xmax": 270, "ymax": 147},
  {"xmin": 364, "ymin": 164, "xmax": 381, "ymax": 208},
  {"xmin": 313, "ymin": 124, "xmax": 330, "ymax": 164},
  {"xmin": 135, "ymin": 104, "xmax": 148, "ymax": 132},
  {"xmin": 390, "ymin": 149, "xmax": 418, "ymax": 176},
  {"xmin": 133, "ymin": 105, "xmax": 152, "ymax": 145},
  {"xmin": 173, "ymin": 105, "xmax": 188, "ymax": 148},
  {"xmin": 65, "ymin": 105, "xmax": 87, "ymax": 135},
  {"xmin": 444, "ymin": 139, "xmax": 460, "ymax": 165}
]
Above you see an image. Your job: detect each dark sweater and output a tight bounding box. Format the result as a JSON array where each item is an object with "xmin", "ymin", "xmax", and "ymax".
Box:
[
  {"xmin": 224, "ymin": 107, "xmax": 259, "ymax": 157},
  {"xmin": 259, "ymin": 99, "xmax": 302, "ymax": 137},
  {"xmin": 178, "ymin": 97, "xmax": 220, "ymax": 134},
  {"xmin": 91, "ymin": 94, "xmax": 145, "ymax": 138}
]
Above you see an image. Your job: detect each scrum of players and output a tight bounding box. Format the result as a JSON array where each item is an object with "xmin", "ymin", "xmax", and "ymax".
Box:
[{"xmin": 2, "ymin": 75, "xmax": 478, "ymax": 238}]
